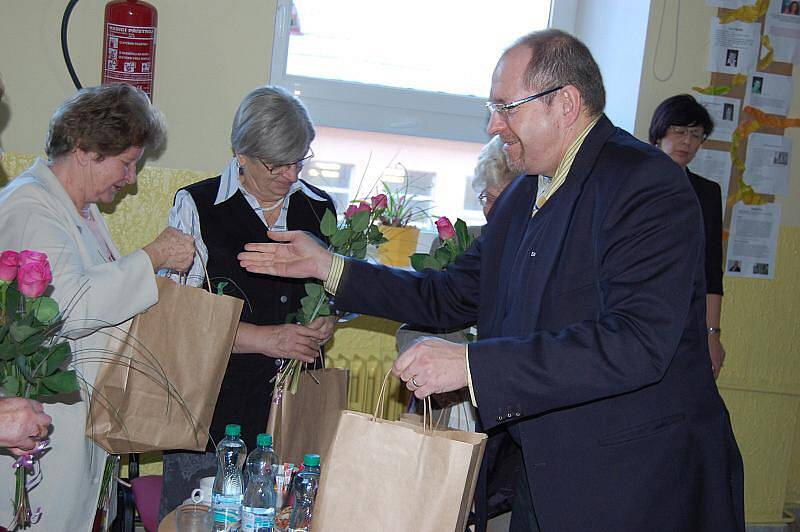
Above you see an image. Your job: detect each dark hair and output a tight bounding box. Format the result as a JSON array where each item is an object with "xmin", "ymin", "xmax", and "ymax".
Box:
[
  {"xmin": 45, "ymin": 83, "xmax": 166, "ymax": 160},
  {"xmin": 648, "ymin": 94, "xmax": 713, "ymax": 145},
  {"xmin": 512, "ymin": 29, "xmax": 605, "ymax": 117}
]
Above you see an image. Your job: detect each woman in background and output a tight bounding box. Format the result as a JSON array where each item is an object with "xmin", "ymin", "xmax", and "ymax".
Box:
[
  {"xmin": 159, "ymin": 86, "xmax": 336, "ymax": 518},
  {"xmin": 0, "ymin": 84, "xmax": 194, "ymax": 530},
  {"xmin": 649, "ymin": 94, "xmax": 726, "ymax": 378}
]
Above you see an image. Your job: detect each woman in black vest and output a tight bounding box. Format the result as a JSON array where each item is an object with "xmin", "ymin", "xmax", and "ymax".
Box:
[{"xmin": 159, "ymin": 86, "xmax": 336, "ymax": 519}]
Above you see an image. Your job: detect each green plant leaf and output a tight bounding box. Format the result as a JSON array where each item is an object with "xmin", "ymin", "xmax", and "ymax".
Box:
[
  {"xmin": 330, "ymin": 229, "xmax": 350, "ymax": 248},
  {"xmin": 350, "ymin": 210, "xmax": 370, "ymax": 233},
  {"xmin": 15, "ymin": 355, "xmax": 35, "ymax": 384},
  {"xmin": 304, "ymin": 282, "xmax": 324, "ymax": 298},
  {"xmin": 5, "ymin": 285, "xmax": 22, "ymax": 320},
  {"xmin": 409, "ymin": 253, "xmax": 428, "ymax": 272},
  {"xmin": 454, "ymin": 219, "xmax": 470, "ymax": 249},
  {"xmin": 352, "ymin": 247, "xmax": 367, "ymax": 260},
  {"xmin": 41, "ymin": 370, "xmax": 79, "ymax": 394},
  {"xmin": 45, "ymin": 342, "xmax": 71, "ymax": 375},
  {"xmin": 0, "ymin": 324, "xmax": 8, "ymax": 343},
  {"xmin": 0, "ymin": 343, "xmax": 17, "ymax": 361},
  {"xmin": 9, "ymin": 323, "xmax": 38, "ymax": 343},
  {"xmin": 29, "ymin": 296, "xmax": 60, "ymax": 324},
  {"xmin": 17, "ymin": 331, "xmax": 47, "ymax": 356},
  {"xmin": 320, "ymin": 209, "xmax": 338, "ymax": 237},
  {"xmin": 434, "ymin": 246, "xmax": 453, "ymax": 265},
  {"xmin": 2, "ymin": 376, "xmax": 19, "ymax": 397}
]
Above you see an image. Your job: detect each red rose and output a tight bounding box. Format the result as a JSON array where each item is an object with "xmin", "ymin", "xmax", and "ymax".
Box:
[
  {"xmin": 357, "ymin": 201, "xmax": 371, "ymax": 213},
  {"xmin": 0, "ymin": 250, "xmax": 19, "ymax": 282},
  {"xmin": 344, "ymin": 204, "xmax": 359, "ymax": 219},
  {"xmin": 435, "ymin": 217, "xmax": 456, "ymax": 241},
  {"xmin": 371, "ymin": 194, "xmax": 388, "ymax": 210},
  {"xmin": 18, "ymin": 250, "xmax": 49, "ymax": 267}
]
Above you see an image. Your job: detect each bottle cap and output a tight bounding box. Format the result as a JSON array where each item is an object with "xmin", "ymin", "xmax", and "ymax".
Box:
[
  {"xmin": 257, "ymin": 433, "xmax": 272, "ymax": 447},
  {"xmin": 303, "ymin": 453, "xmax": 320, "ymax": 467},
  {"xmin": 225, "ymin": 424, "xmax": 241, "ymax": 437}
]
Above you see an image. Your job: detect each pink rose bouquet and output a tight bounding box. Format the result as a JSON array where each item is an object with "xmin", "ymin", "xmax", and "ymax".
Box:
[
  {"xmin": 410, "ymin": 217, "xmax": 475, "ymax": 272},
  {"xmin": 0, "ymin": 249, "xmax": 77, "ymax": 528}
]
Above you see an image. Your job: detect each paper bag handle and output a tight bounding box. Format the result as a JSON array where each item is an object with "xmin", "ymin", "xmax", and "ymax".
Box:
[{"xmin": 373, "ymin": 369, "xmax": 433, "ymax": 431}]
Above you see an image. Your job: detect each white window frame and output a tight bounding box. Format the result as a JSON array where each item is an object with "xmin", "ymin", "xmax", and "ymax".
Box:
[{"xmin": 269, "ymin": 0, "xmax": 577, "ymax": 144}]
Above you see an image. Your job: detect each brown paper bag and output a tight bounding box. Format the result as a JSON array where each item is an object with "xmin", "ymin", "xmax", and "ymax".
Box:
[
  {"xmin": 267, "ymin": 367, "xmax": 349, "ymax": 465},
  {"xmin": 314, "ymin": 386, "xmax": 488, "ymax": 532},
  {"xmin": 86, "ymin": 277, "xmax": 243, "ymax": 454}
]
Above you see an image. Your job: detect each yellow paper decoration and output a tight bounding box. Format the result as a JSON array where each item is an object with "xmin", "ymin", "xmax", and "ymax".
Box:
[
  {"xmin": 743, "ymin": 105, "xmax": 800, "ymax": 129},
  {"xmin": 719, "ymin": 0, "xmax": 769, "ymax": 24},
  {"xmin": 730, "ymin": 119, "xmax": 761, "ymax": 171},
  {"xmin": 692, "ymin": 84, "xmax": 731, "ymax": 95},
  {"xmin": 758, "ymin": 35, "xmax": 774, "ymax": 70}
]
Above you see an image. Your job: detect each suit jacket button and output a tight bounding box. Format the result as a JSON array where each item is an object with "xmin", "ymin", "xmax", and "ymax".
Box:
[
  {"xmin": 507, "ymin": 413, "xmax": 513, "ymax": 418},
  {"xmin": 497, "ymin": 416, "xmax": 503, "ymax": 422},
  {"xmin": 280, "ymin": 295, "xmax": 288, "ymax": 303},
  {"xmin": 515, "ymin": 412, "xmax": 521, "ymax": 417}
]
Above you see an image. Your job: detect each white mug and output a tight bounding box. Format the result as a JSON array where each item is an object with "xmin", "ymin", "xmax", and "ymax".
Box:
[{"xmin": 191, "ymin": 476, "xmax": 214, "ymax": 505}]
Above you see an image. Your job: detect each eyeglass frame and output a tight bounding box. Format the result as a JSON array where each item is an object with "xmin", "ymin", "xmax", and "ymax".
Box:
[
  {"xmin": 477, "ymin": 189, "xmax": 497, "ymax": 208},
  {"xmin": 485, "ymin": 86, "xmax": 564, "ymax": 118},
  {"xmin": 258, "ymin": 147, "xmax": 314, "ymax": 174},
  {"xmin": 666, "ymin": 125, "xmax": 707, "ymax": 142}
]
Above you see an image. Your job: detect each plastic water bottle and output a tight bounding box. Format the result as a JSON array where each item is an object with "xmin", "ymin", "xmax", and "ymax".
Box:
[
  {"xmin": 242, "ymin": 433, "xmax": 280, "ymax": 531},
  {"xmin": 288, "ymin": 454, "xmax": 321, "ymax": 532},
  {"xmin": 213, "ymin": 424, "xmax": 247, "ymax": 531}
]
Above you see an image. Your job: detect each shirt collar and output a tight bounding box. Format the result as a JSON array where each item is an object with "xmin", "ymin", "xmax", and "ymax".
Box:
[{"xmin": 214, "ymin": 157, "xmax": 327, "ymax": 206}]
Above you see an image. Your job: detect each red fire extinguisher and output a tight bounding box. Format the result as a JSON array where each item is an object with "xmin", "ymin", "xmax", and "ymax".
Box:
[{"xmin": 101, "ymin": 0, "xmax": 158, "ymax": 99}]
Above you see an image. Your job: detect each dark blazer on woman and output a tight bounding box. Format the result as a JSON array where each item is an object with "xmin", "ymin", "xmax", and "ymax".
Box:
[{"xmin": 687, "ymin": 169, "xmax": 724, "ymax": 295}]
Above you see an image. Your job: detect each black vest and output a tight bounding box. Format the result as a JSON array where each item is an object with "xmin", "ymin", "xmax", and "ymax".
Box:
[{"xmin": 184, "ymin": 176, "xmax": 334, "ymax": 449}]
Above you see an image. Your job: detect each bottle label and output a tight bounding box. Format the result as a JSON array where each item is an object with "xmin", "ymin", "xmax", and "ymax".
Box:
[
  {"xmin": 242, "ymin": 506, "xmax": 275, "ymax": 531},
  {"xmin": 213, "ymin": 493, "xmax": 243, "ymax": 526}
]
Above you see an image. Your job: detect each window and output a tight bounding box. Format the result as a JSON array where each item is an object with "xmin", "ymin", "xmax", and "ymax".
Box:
[{"xmin": 270, "ymin": 0, "xmax": 555, "ymax": 142}]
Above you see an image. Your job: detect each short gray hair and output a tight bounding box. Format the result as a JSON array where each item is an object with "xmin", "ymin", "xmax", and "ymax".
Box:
[
  {"xmin": 230, "ymin": 85, "xmax": 315, "ymax": 164},
  {"xmin": 511, "ymin": 29, "xmax": 605, "ymax": 118},
  {"xmin": 472, "ymin": 136, "xmax": 517, "ymax": 194}
]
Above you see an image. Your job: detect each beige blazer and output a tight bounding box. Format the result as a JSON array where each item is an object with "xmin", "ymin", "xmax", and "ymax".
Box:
[{"xmin": 0, "ymin": 158, "xmax": 158, "ymax": 530}]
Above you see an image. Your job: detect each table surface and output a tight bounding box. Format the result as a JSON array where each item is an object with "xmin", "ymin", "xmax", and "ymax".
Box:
[{"xmin": 157, "ymin": 509, "xmax": 176, "ymax": 532}]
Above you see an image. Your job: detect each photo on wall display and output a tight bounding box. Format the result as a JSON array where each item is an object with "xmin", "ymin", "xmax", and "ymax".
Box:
[
  {"xmin": 709, "ymin": 19, "xmax": 759, "ymax": 74},
  {"xmin": 696, "ymin": 93, "xmax": 740, "ymax": 142},
  {"xmin": 745, "ymin": 73, "xmax": 794, "ymax": 116}
]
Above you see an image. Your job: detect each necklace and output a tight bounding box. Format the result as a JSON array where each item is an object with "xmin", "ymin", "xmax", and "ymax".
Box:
[{"xmin": 259, "ymin": 196, "xmax": 285, "ymax": 212}]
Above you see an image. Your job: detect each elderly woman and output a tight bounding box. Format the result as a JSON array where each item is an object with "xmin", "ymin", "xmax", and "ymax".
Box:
[
  {"xmin": 649, "ymin": 94, "xmax": 726, "ymax": 378},
  {"xmin": 0, "ymin": 84, "xmax": 194, "ymax": 530},
  {"xmin": 472, "ymin": 135, "xmax": 519, "ymax": 219},
  {"xmin": 159, "ymin": 85, "xmax": 336, "ymax": 517}
]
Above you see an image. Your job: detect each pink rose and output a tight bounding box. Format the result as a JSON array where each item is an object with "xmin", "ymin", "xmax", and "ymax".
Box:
[
  {"xmin": 17, "ymin": 261, "xmax": 52, "ymax": 298},
  {"xmin": 0, "ymin": 250, "xmax": 19, "ymax": 282},
  {"xmin": 357, "ymin": 201, "xmax": 371, "ymax": 213},
  {"xmin": 371, "ymin": 194, "xmax": 388, "ymax": 210},
  {"xmin": 18, "ymin": 250, "xmax": 49, "ymax": 267},
  {"xmin": 344, "ymin": 204, "xmax": 359, "ymax": 219},
  {"xmin": 435, "ymin": 217, "xmax": 456, "ymax": 241}
]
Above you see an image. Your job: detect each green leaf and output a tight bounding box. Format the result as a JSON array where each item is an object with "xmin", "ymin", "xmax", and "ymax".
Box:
[
  {"xmin": 329, "ymin": 230, "xmax": 350, "ymax": 248},
  {"xmin": 9, "ymin": 323, "xmax": 38, "ymax": 343},
  {"xmin": 434, "ymin": 246, "xmax": 453, "ymax": 265},
  {"xmin": 350, "ymin": 210, "xmax": 370, "ymax": 233},
  {"xmin": 41, "ymin": 370, "xmax": 79, "ymax": 394},
  {"xmin": 5, "ymin": 285, "xmax": 22, "ymax": 320},
  {"xmin": 350, "ymin": 240, "xmax": 367, "ymax": 254},
  {"xmin": 304, "ymin": 282, "xmax": 324, "ymax": 298},
  {"xmin": 409, "ymin": 253, "xmax": 428, "ymax": 272},
  {"xmin": 15, "ymin": 355, "xmax": 35, "ymax": 384},
  {"xmin": 320, "ymin": 209, "xmax": 338, "ymax": 237},
  {"xmin": 454, "ymin": 218, "xmax": 470, "ymax": 248},
  {"xmin": 423, "ymin": 255, "xmax": 443, "ymax": 271},
  {"xmin": 45, "ymin": 342, "xmax": 71, "ymax": 375},
  {"xmin": 2, "ymin": 377, "xmax": 19, "ymax": 396},
  {"xmin": 17, "ymin": 331, "xmax": 47, "ymax": 356},
  {"xmin": 353, "ymin": 247, "xmax": 367, "ymax": 260},
  {"xmin": 0, "ymin": 324, "xmax": 8, "ymax": 343},
  {"xmin": 30, "ymin": 296, "xmax": 60, "ymax": 324},
  {"xmin": 0, "ymin": 343, "xmax": 16, "ymax": 361}
]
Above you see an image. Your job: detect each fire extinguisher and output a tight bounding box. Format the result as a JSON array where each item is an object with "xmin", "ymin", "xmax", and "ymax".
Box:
[{"xmin": 101, "ymin": 0, "xmax": 158, "ymax": 99}]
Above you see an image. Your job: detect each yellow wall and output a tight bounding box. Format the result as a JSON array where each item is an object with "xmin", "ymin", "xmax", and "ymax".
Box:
[
  {"xmin": 635, "ymin": 1, "xmax": 800, "ymax": 523},
  {"xmin": 0, "ymin": 0, "xmax": 275, "ymax": 172}
]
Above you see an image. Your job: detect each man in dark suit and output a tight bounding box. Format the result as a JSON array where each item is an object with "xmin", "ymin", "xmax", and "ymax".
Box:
[{"xmin": 239, "ymin": 29, "xmax": 745, "ymax": 532}]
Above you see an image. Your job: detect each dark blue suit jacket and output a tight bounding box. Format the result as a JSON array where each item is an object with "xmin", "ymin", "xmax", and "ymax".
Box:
[{"xmin": 334, "ymin": 116, "xmax": 744, "ymax": 531}]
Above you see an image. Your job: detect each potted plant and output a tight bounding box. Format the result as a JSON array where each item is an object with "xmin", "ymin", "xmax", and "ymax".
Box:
[{"xmin": 369, "ymin": 166, "xmax": 430, "ymax": 267}]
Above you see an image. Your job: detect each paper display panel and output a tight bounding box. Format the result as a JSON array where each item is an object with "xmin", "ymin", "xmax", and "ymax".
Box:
[
  {"xmin": 725, "ymin": 202, "xmax": 781, "ymax": 280},
  {"xmin": 744, "ymin": 73, "xmax": 794, "ymax": 116},
  {"xmin": 706, "ymin": 0, "xmax": 754, "ymax": 6},
  {"xmin": 696, "ymin": 94, "xmax": 741, "ymax": 141},
  {"xmin": 743, "ymin": 133, "xmax": 792, "ymax": 195},
  {"xmin": 765, "ymin": 0, "xmax": 800, "ymax": 64},
  {"xmin": 688, "ymin": 149, "xmax": 733, "ymax": 217},
  {"xmin": 708, "ymin": 19, "xmax": 760, "ymax": 74}
]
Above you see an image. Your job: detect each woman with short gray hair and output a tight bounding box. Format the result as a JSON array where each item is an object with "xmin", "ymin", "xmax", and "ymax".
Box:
[{"xmin": 159, "ymin": 86, "xmax": 337, "ymax": 518}]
